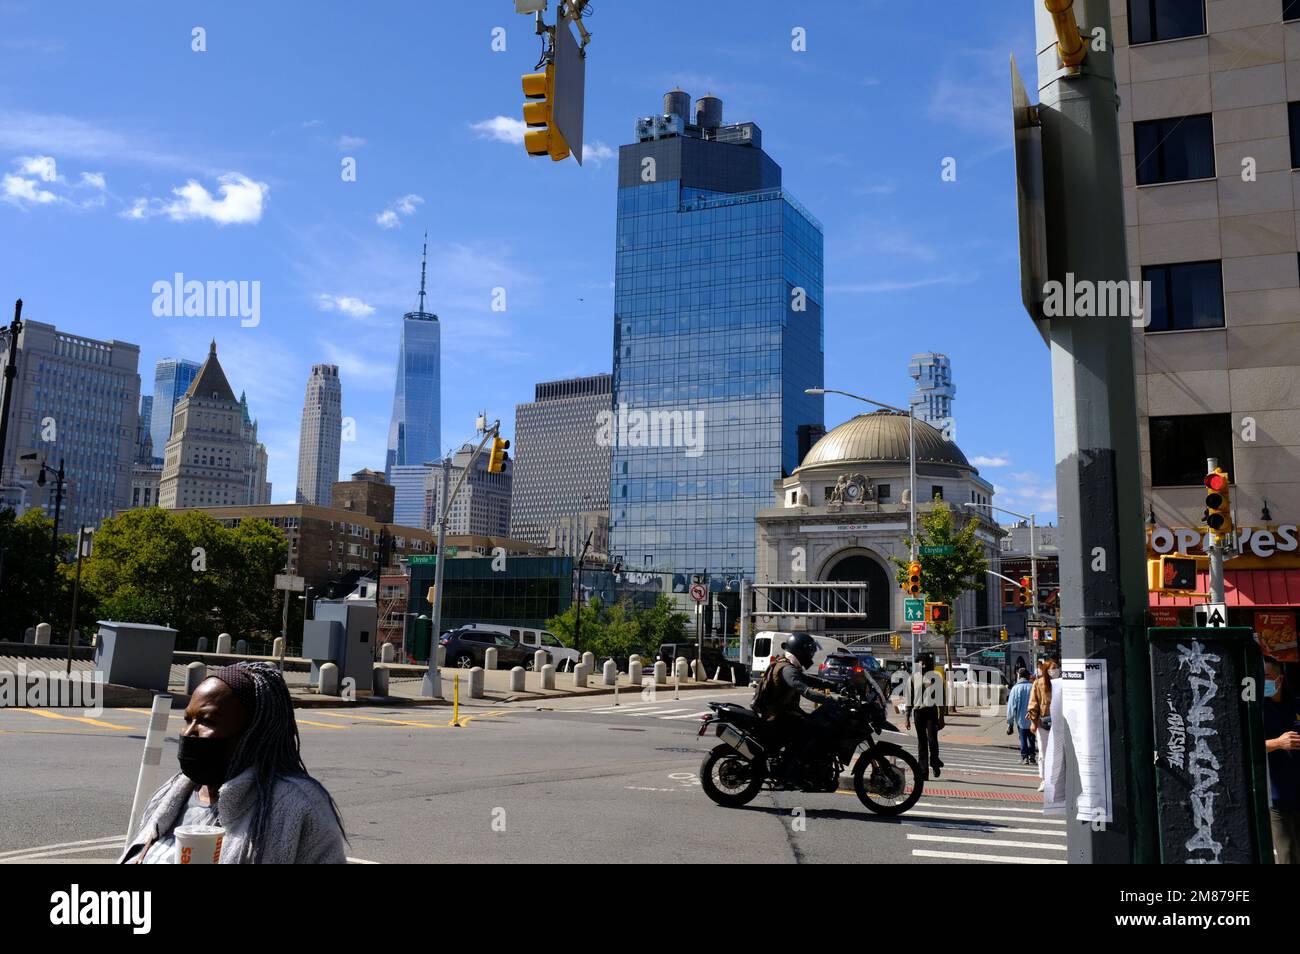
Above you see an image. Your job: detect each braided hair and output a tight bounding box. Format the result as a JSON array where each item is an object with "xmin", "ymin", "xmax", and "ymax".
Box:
[{"xmin": 214, "ymin": 661, "xmax": 346, "ymax": 862}]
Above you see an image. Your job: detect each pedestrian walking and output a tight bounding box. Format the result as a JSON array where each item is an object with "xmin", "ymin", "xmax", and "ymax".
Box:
[
  {"xmin": 1006, "ymin": 667, "xmax": 1036, "ymax": 765},
  {"xmin": 1027, "ymin": 657, "xmax": 1055, "ymax": 789},
  {"xmin": 120, "ymin": 662, "xmax": 347, "ymax": 864},
  {"xmin": 1262, "ymin": 657, "xmax": 1300, "ymax": 864},
  {"xmin": 904, "ymin": 653, "xmax": 945, "ymax": 780}
]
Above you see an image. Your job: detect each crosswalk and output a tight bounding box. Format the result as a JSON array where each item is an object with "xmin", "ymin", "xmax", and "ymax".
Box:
[{"xmin": 576, "ymin": 701, "xmax": 714, "ymax": 722}]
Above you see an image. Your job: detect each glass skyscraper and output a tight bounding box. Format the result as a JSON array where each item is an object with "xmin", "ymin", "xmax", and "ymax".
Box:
[
  {"xmin": 609, "ymin": 91, "xmax": 824, "ymax": 582},
  {"xmin": 385, "ymin": 239, "xmax": 441, "ymax": 526},
  {"xmin": 150, "ymin": 358, "xmax": 200, "ymax": 457}
]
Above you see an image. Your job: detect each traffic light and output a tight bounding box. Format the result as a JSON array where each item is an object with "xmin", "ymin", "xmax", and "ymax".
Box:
[
  {"xmin": 1203, "ymin": 467, "xmax": 1232, "ymax": 538},
  {"xmin": 890, "ymin": 634, "xmax": 902, "ymax": 651},
  {"xmin": 487, "ymin": 436, "xmax": 511, "ymax": 474},
  {"xmin": 521, "ymin": 65, "xmax": 570, "ymax": 161},
  {"xmin": 925, "ymin": 602, "xmax": 951, "ymax": 624},
  {"xmin": 999, "ymin": 627, "xmax": 1009, "ymax": 641},
  {"xmin": 906, "ymin": 562, "xmax": 922, "ymax": 597},
  {"xmin": 1016, "ymin": 576, "xmax": 1031, "ymax": 607}
]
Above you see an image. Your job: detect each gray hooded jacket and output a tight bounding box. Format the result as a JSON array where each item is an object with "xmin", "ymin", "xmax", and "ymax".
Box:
[{"xmin": 119, "ymin": 767, "xmax": 346, "ymax": 864}]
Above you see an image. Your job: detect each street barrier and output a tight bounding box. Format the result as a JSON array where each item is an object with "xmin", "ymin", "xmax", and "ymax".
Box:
[
  {"xmin": 675, "ymin": 657, "xmax": 689, "ymax": 683},
  {"xmin": 274, "ymin": 636, "xmax": 287, "ymax": 658},
  {"xmin": 602, "ymin": 659, "xmax": 617, "ymax": 686},
  {"xmin": 534, "ymin": 650, "xmax": 547, "ymax": 671},
  {"xmin": 540, "ymin": 663, "xmax": 556, "ymax": 690},
  {"xmin": 509, "ymin": 666, "xmax": 525, "ymax": 692},
  {"xmin": 582, "ymin": 651, "xmax": 595, "ymax": 672},
  {"xmin": 692, "ymin": 659, "xmax": 704, "ymax": 682},
  {"xmin": 422, "ymin": 661, "xmax": 442, "ymax": 699},
  {"xmin": 125, "ymin": 693, "xmax": 172, "ymax": 846},
  {"xmin": 235, "ymin": 639, "xmax": 248, "ymax": 655},
  {"xmin": 196, "ymin": 636, "xmax": 209, "ymax": 652},
  {"xmin": 34, "ymin": 622, "xmax": 50, "ymax": 646},
  {"xmin": 573, "ymin": 662, "xmax": 588, "ymax": 689},
  {"xmin": 629, "ymin": 659, "xmax": 643, "ymax": 685},
  {"xmin": 373, "ymin": 665, "xmax": 389, "ymax": 697},
  {"xmin": 654, "ymin": 660, "xmax": 667, "ymax": 685},
  {"xmin": 468, "ymin": 666, "xmax": 484, "ymax": 698},
  {"xmin": 185, "ymin": 661, "xmax": 207, "ymax": 695},
  {"xmin": 215, "ymin": 633, "xmax": 231, "ymax": 654},
  {"xmin": 380, "ymin": 642, "xmax": 395, "ymax": 663},
  {"xmin": 319, "ymin": 661, "xmax": 339, "ymax": 696},
  {"xmin": 484, "ymin": 647, "xmax": 498, "ymax": 671},
  {"xmin": 23, "ymin": 627, "xmax": 34, "ymax": 644}
]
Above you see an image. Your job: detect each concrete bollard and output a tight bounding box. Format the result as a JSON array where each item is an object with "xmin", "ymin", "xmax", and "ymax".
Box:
[
  {"xmin": 235, "ymin": 639, "xmax": 248, "ymax": 655},
  {"xmin": 469, "ymin": 666, "xmax": 485, "ymax": 699},
  {"xmin": 196, "ymin": 636, "xmax": 209, "ymax": 652},
  {"xmin": 675, "ymin": 657, "xmax": 689, "ymax": 683},
  {"xmin": 421, "ymin": 663, "xmax": 442, "ymax": 699},
  {"xmin": 629, "ymin": 653, "xmax": 641, "ymax": 667},
  {"xmin": 541, "ymin": 663, "xmax": 556, "ymax": 690},
  {"xmin": 602, "ymin": 659, "xmax": 617, "ymax": 686},
  {"xmin": 484, "ymin": 647, "xmax": 498, "ymax": 671},
  {"xmin": 692, "ymin": 659, "xmax": 705, "ymax": 682},
  {"xmin": 373, "ymin": 666, "xmax": 390, "ymax": 697},
  {"xmin": 319, "ymin": 662, "xmax": 340, "ymax": 696},
  {"xmin": 23, "ymin": 627, "xmax": 35, "ymax": 644},
  {"xmin": 629, "ymin": 659, "xmax": 643, "ymax": 685},
  {"xmin": 35, "ymin": 622, "xmax": 51, "ymax": 645},
  {"xmin": 582, "ymin": 651, "xmax": 595, "ymax": 672},
  {"xmin": 534, "ymin": 650, "xmax": 547, "ymax": 671},
  {"xmin": 381, "ymin": 642, "xmax": 395, "ymax": 663},
  {"xmin": 509, "ymin": 666, "xmax": 526, "ymax": 692},
  {"xmin": 215, "ymin": 633, "xmax": 231, "ymax": 654},
  {"xmin": 185, "ymin": 662, "xmax": 208, "ymax": 694},
  {"xmin": 573, "ymin": 662, "xmax": 588, "ymax": 689},
  {"xmin": 654, "ymin": 660, "xmax": 668, "ymax": 685},
  {"xmin": 273, "ymin": 637, "xmax": 285, "ymax": 658}
]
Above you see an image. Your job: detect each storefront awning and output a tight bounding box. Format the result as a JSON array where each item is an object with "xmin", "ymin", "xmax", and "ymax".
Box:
[{"xmin": 1149, "ymin": 568, "xmax": 1300, "ymax": 607}]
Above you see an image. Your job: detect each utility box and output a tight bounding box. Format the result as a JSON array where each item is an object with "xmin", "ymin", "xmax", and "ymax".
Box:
[
  {"xmin": 93, "ymin": 621, "xmax": 177, "ymax": 691},
  {"xmin": 303, "ymin": 599, "xmax": 374, "ymax": 693}
]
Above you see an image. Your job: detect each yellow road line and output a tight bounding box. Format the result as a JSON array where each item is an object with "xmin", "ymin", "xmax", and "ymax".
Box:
[
  {"xmin": 449, "ymin": 709, "xmax": 508, "ymax": 727},
  {"xmin": 309, "ymin": 711, "xmax": 450, "ymax": 728},
  {"xmin": 295, "ymin": 718, "xmax": 350, "ymax": 730},
  {"xmin": 22, "ymin": 709, "xmax": 134, "ymax": 731}
]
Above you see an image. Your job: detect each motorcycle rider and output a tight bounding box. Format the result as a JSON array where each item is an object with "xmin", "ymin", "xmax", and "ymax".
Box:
[{"xmin": 754, "ymin": 632, "xmax": 839, "ymax": 784}]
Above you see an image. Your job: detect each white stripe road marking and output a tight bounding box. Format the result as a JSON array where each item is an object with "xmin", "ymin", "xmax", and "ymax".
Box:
[
  {"xmin": 907, "ymin": 811, "xmax": 1064, "ymax": 826},
  {"xmin": 2, "ymin": 843, "xmax": 125, "ymax": 862},
  {"xmin": 0, "ymin": 836, "xmax": 124, "ymax": 860},
  {"xmin": 661, "ymin": 711, "xmax": 711, "ymax": 720},
  {"xmin": 629, "ymin": 708, "xmax": 694, "ymax": 717},
  {"xmin": 908, "ymin": 822, "xmax": 1065, "ymax": 837},
  {"xmin": 911, "ymin": 849, "xmax": 1065, "ymax": 864},
  {"xmin": 934, "ymin": 765, "xmax": 1040, "ymax": 778},
  {"xmin": 584, "ymin": 704, "xmax": 664, "ymax": 713},
  {"xmin": 915, "ymin": 801, "xmax": 1049, "ymax": 815},
  {"xmin": 907, "ymin": 833, "xmax": 1067, "ymax": 851}
]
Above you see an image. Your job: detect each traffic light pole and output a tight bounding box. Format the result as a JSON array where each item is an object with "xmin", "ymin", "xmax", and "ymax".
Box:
[{"xmin": 1034, "ymin": 0, "xmax": 1156, "ymax": 862}]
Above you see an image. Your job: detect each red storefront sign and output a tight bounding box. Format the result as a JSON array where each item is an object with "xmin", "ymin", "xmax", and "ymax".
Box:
[
  {"xmin": 1254, "ymin": 611, "xmax": 1298, "ymax": 662},
  {"xmin": 1150, "ymin": 606, "xmax": 1181, "ymax": 627}
]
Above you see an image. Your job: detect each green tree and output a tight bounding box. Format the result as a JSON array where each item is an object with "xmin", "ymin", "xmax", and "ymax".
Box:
[
  {"xmin": 0, "ymin": 507, "xmax": 76, "ymax": 640},
  {"xmin": 891, "ymin": 501, "xmax": 989, "ymax": 671},
  {"xmin": 545, "ymin": 594, "xmax": 688, "ymax": 664}
]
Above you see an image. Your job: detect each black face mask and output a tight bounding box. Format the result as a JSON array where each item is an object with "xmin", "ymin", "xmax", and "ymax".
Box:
[{"xmin": 178, "ymin": 734, "xmax": 232, "ymax": 787}]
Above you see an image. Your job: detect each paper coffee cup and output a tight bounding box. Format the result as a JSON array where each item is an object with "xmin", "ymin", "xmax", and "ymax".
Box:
[{"xmin": 175, "ymin": 824, "xmax": 225, "ymax": 865}]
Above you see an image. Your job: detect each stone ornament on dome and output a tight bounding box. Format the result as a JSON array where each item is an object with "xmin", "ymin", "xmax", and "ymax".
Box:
[{"xmin": 829, "ymin": 473, "xmax": 874, "ymax": 505}]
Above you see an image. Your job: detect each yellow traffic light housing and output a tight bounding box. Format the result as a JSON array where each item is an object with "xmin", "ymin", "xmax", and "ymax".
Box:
[
  {"xmin": 1149, "ymin": 555, "xmax": 1208, "ymax": 594},
  {"xmin": 1000, "ymin": 627, "xmax": 1009, "ymax": 641},
  {"xmin": 488, "ymin": 436, "xmax": 511, "ymax": 474},
  {"xmin": 1203, "ymin": 467, "xmax": 1232, "ymax": 539},
  {"xmin": 521, "ymin": 65, "xmax": 570, "ymax": 161},
  {"xmin": 925, "ymin": 602, "xmax": 951, "ymax": 624},
  {"xmin": 906, "ymin": 562, "xmax": 922, "ymax": 597},
  {"xmin": 1016, "ymin": 576, "xmax": 1031, "ymax": 607}
]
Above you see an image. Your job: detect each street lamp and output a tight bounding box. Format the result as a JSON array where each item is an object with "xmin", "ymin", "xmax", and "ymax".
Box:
[
  {"xmin": 806, "ymin": 387, "xmax": 918, "ymax": 670},
  {"xmin": 23, "ymin": 454, "xmax": 66, "ymax": 625},
  {"xmin": 66, "ymin": 526, "xmax": 93, "ymax": 675},
  {"xmin": 0, "ymin": 300, "xmax": 22, "ymax": 482}
]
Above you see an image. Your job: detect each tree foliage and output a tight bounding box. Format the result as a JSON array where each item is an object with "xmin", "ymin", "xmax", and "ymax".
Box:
[
  {"xmin": 546, "ymin": 594, "xmax": 687, "ymax": 662},
  {"xmin": 891, "ymin": 501, "xmax": 989, "ymax": 642},
  {"xmin": 0, "ymin": 507, "xmax": 76, "ymax": 640}
]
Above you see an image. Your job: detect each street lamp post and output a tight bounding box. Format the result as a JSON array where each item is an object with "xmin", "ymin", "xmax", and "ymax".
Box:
[
  {"xmin": 573, "ymin": 529, "xmax": 593, "ymax": 655},
  {"xmin": 807, "ymin": 387, "xmax": 917, "ymax": 671},
  {"xmin": 27, "ymin": 456, "xmax": 66, "ymax": 626},
  {"xmin": 0, "ymin": 300, "xmax": 22, "ymax": 482},
  {"xmin": 66, "ymin": 526, "xmax": 92, "ymax": 675}
]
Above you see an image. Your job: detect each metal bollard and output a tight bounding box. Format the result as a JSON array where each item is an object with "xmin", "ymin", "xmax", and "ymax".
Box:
[
  {"xmin": 582, "ymin": 651, "xmax": 595, "ymax": 672},
  {"xmin": 534, "ymin": 650, "xmax": 547, "ymax": 671},
  {"xmin": 573, "ymin": 662, "xmax": 588, "ymax": 689},
  {"xmin": 35, "ymin": 622, "xmax": 51, "ymax": 646},
  {"xmin": 235, "ymin": 639, "xmax": 248, "ymax": 655},
  {"xmin": 629, "ymin": 659, "xmax": 643, "ymax": 685},
  {"xmin": 469, "ymin": 666, "xmax": 485, "ymax": 699},
  {"xmin": 215, "ymin": 633, "xmax": 231, "ymax": 654},
  {"xmin": 373, "ymin": 666, "xmax": 390, "ymax": 697},
  {"xmin": 319, "ymin": 662, "xmax": 340, "ymax": 696},
  {"xmin": 185, "ymin": 661, "xmax": 208, "ymax": 694},
  {"xmin": 196, "ymin": 636, "xmax": 209, "ymax": 653},
  {"xmin": 540, "ymin": 663, "xmax": 556, "ymax": 690},
  {"xmin": 272, "ymin": 636, "xmax": 285, "ymax": 658},
  {"xmin": 602, "ymin": 659, "xmax": 617, "ymax": 686},
  {"xmin": 509, "ymin": 666, "xmax": 526, "ymax": 692},
  {"xmin": 380, "ymin": 642, "xmax": 394, "ymax": 663},
  {"xmin": 654, "ymin": 660, "xmax": 668, "ymax": 685},
  {"xmin": 484, "ymin": 647, "xmax": 498, "ymax": 671}
]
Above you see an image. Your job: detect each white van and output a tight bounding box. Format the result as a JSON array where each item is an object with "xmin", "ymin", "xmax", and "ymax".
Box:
[
  {"xmin": 463, "ymin": 623, "xmax": 579, "ymax": 669},
  {"xmin": 750, "ymin": 631, "xmax": 846, "ymax": 681}
]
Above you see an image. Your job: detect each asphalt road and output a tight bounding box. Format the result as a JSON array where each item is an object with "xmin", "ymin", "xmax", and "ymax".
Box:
[{"xmin": 0, "ymin": 690, "xmax": 1060, "ymax": 864}]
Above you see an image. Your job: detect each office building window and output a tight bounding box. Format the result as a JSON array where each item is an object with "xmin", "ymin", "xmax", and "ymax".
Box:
[
  {"xmin": 1290, "ymin": 102, "xmax": 1300, "ymax": 168},
  {"xmin": 1135, "ymin": 114, "xmax": 1214, "ymax": 185},
  {"xmin": 1149, "ymin": 414, "xmax": 1234, "ymax": 486},
  {"xmin": 931, "ymin": 485, "xmax": 944, "ymax": 501},
  {"xmin": 1129, "ymin": 1, "xmax": 1206, "ymax": 44},
  {"xmin": 1143, "ymin": 261, "xmax": 1224, "ymax": 331},
  {"xmin": 1288, "ymin": 0, "xmax": 1300, "ymax": 23},
  {"xmin": 878, "ymin": 484, "xmax": 891, "ymax": 501}
]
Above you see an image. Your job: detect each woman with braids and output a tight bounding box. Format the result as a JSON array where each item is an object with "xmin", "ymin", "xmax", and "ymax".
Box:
[{"xmin": 120, "ymin": 662, "xmax": 347, "ymax": 864}]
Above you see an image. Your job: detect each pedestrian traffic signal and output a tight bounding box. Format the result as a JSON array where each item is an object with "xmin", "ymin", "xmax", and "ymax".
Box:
[
  {"xmin": 1203, "ymin": 467, "xmax": 1232, "ymax": 537},
  {"xmin": 521, "ymin": 65, "xmax": 570, "ymax": 161},
  {"xmin": 1016, "ymin": 576, "xmax": 1031, "ymax": 607},
  {"xmin": 487, "ymin": 436, "xmax": 511, "ymax": 473},
  {"xmin": 1155, "ymin": 555, "xmax": 1205, "ymax": 593},
  {"xmin": 925, "ymin": 602, "xmax": 951, "ymax": 624},
  {"xmin": 906, "ymin": 562, "xmax": 922, "ymax": 596}
]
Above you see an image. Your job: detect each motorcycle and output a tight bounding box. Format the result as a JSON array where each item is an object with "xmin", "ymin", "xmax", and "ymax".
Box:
[{"xmin": 696, "ymin": 681, "xmax": 924, "ymax": 816}]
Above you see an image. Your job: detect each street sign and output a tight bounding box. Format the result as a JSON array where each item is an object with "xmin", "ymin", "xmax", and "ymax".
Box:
[
  {"xmin": 409, "ymin": 555, "xmax": 436, "ymax": 566},
  {"xmin": 274, "ymin": 574, "xmax": 305, "ymax": 592},
  {"xmin": 911, "ymin": 622, "xmax": 928, "ymax": 636},
  {"xmin": 1012, "ymin": 54, "xmax": 1048, "ymax": 343},
  {"xmin": 919, "ymin": 545, "xmax": 954, "ymax": 556},
  {"xmin": 904, "ymin": 598, "xmax": 925, "ymax": 623},
  {"xmin": 689, "ymin": 583, "xmax": 707, "ymax": 603},
  {"xmin": 1193, "ymin": 602, "xmax": 1228, "ymax": 629},
  {"xmin": 553, "ymin": 16, "xmax": 586, "ymax": 165},
  {"xmin": 982, "ymin": 651, "xmax": 1007, "ymax": 659}
]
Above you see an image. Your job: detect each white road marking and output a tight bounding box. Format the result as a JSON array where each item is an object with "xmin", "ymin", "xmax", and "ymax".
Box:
[
  {"xmin": 911, "ymin": 849, "xmax": 1065, "ymax": 864},
  {"xmin": 629, "ymin": 707, "xmax": 694, "ymax": 717},
  {"xmin": 914, "ymin": 801, "xmax": 1049, "ymax": 815},
  {"xmin": 0, "ymin": 836, "xmax": 123, "ymax": 860},
  {"xmin": 661, "ymin": 711, "xmax": 711, "ymax": 720},
  {"xmin": 906, "ymin": 810, "xmax": 1064, "ymax": 826},
  {"xmin": 907, "ymin": 833, "xmax": 1067, "ymax": 851}
]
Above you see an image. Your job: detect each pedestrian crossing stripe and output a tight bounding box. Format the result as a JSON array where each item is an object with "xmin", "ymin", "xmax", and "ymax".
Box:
[{"xmin": 912, "ymin": 849, "xmax": 1065, "ymax": 864}]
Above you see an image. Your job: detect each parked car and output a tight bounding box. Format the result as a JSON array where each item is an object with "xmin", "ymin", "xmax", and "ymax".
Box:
[
  {"xmin": 818, "ymin": 650, "xmax": 890, "ymax": 699},
  {"xmin": 464, "ymin": 623, "xmax": 578, "ymax": 669},
  {"xmin": 440, "ymin": 627, "xmax": 534, "ymax": 670},
  {"xmin": 749, "ymin": 632, "xmax": 845, "ymax": 681}
]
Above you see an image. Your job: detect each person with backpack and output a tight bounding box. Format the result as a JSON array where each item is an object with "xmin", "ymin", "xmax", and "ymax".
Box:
[{"xmin": 753, "ymin": 632, "xmax": 838, "ymax": 783}]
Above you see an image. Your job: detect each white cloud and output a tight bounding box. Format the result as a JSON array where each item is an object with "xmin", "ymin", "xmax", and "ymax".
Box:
[
  {"xmin": 78, "ymin": 171, "xmax": 105, "ymax": 189},
  {"xmin": 124, "ymin": 172, "xmax": 268, "ymax": 225},
  {"xmin": 828, "ymin": 272, "xmax": 978, "ymax": 294},
  {"xmin": 17, "ymin": 154, "xmax": 57, "ymax": 181},
  {"xmin": 375, "ymin": 193, "xmax": 423, "ymax": 229},
  {"xmin": 470, "ymin": 116, "xmax": 526, "ymax": 145},
  {"xmin": 2, "ymin": 173, "xmax": 58, "ymax": 205},
  {"xmin": 971, "ymin": 455, "xmax": 1010, "ymax": 468},
  {"xmin": 582, "ymin": 141, "xmax": 615, "ymax": 165},
  {"xmin": 336, "ymin": 134, "xmax": 366, "ymax": 150},
  {"xmin": 315, "ymin": 293, "xmax": 376, "ymax": 318}
]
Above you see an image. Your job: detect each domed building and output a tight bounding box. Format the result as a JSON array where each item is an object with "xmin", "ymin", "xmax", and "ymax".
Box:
[{"xmin": 754, "ymin": 410, "xmax": 1003, "ymax": 656}]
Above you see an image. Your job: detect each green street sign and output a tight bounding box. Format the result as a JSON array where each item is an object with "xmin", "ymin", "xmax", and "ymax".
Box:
[
  {"xmin": 981, "ymin": 651, "xmax": 1006, "ymax": 659},
  {"xmin": 409, "ymin": 555, "xmax": 436, "ymax": 566},
  {"xmin": 904, "ymin": 599, "xmax": 925, "ymax": 622},
  {"xmin": 919, "ymin": 545, "xmax": 954, "ymax": 556}
]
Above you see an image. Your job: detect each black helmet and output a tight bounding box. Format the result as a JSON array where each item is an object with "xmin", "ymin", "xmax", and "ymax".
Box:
[{"xmin": 782, "ymin": 632, "xmax": 818, "ymax": 669}]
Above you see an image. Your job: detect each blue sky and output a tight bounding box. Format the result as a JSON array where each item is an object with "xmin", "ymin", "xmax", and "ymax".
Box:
[{"xmin": 0, "ymin": 0, "xmax": 1056, "ymax": 522}]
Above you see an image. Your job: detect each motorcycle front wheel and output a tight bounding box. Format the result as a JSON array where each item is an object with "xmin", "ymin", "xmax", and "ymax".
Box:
[
  {"xmin": 852, "ymin": 742, "xmax": 923, "ymax": 816},
  {"xmin": 699, "ymin": 744, "xmax": 766, "ymax": 807}
]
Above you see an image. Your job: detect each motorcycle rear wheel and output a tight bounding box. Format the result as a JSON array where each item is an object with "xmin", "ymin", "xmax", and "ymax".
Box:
[
  {"xmin": 700, "ymin": 744, "xmax": 766, "ymax": 807},
  {"xmin": 852, "ymin": 742, "xmax": 923, "ymax": 815}
]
